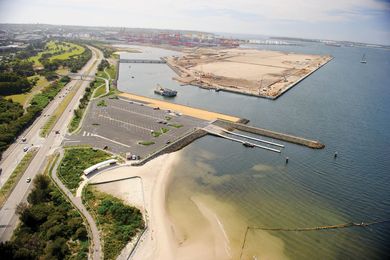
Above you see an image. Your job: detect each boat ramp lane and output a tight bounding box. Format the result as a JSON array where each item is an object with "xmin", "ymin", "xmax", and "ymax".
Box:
[
  {"xmin": 203, "ymin": 125, "xmax": 282, "ymax": 153},
  {"xmin": 212, "ymin": 119, "xmax": 325, "ymax": 149}
]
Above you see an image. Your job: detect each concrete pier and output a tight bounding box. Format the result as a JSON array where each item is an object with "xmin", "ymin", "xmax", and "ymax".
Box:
[
  {"xmin": 213, "ymin": 119, "xmax": 325, "ymax": 149},
  {"xmin": 221, "ymin": 129, "xmax": 284, "ymax": 148},
  {"xmin": 204, "ymin": 125, "xmax": 281, "ymax": 153}
]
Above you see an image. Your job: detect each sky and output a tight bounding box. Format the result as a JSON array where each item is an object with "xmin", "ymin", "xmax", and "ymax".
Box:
[{"xmin": 0, "ymin": 0, "xmax": 389, "ymax": 44}]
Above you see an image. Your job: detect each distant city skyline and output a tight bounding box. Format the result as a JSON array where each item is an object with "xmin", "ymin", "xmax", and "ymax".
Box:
[{"xmin": 0, "ymin": 0, "xmax": 389, "ymax": 45}]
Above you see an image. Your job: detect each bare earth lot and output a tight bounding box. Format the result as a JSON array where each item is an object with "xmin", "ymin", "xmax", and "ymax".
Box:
[{"xmin": 166, "ymin": 48, "xmax": 332, "ymax": 99}]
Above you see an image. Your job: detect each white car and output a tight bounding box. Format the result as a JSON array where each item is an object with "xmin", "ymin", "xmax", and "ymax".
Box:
[
  {"xmin": 26, "ymin": 178, "xmax": 31, "ymax": 183},
  {"xmin": 23, "ymin": 147, "xmax": 29, "ymax": 152}
]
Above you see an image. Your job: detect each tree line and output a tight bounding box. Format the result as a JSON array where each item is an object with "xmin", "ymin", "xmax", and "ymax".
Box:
[{"xmin": 0, "ymin": 175, "xmax": 89, "ymax": 259}]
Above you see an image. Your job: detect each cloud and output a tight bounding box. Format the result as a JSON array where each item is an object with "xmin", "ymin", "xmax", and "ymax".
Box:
[{"xmin": 0, "ymin": 0, "xmax": 389, "ymax": 44}]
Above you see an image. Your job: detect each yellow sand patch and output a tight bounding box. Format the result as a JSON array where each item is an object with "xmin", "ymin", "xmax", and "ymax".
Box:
[{"xmin": 119, "ymin": 92, "xmax": 240, "ymax": 122}]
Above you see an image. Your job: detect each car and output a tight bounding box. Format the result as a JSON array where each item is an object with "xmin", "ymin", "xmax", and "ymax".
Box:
[
  {"xmin": 153, "ymin": 107, "xmax": 160, "ymax": 110},
  {"xmin": 22, "ymin": 137, "xmax": 27, "ymax": 142},
  {"xmin": 26, "ymin": 178, "xmax": 31, "ymax": 183},
  {"xmin": 55, "ymin": 130, "xmax": 60, "ymax": 134},
  {"xmin": 23, "ymin": 146, "xmax": 29, "ymax": 152}
]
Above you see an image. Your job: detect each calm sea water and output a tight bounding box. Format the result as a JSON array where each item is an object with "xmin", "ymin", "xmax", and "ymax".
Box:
[{"xmin": 118, "ymin": 43, "xmax": 390, "ymax": 259}]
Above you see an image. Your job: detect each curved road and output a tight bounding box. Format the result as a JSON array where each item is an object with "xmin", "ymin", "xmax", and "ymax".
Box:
[{"xmin": 51, "ymin": 150, "xmax": 101, "ymax": 260}]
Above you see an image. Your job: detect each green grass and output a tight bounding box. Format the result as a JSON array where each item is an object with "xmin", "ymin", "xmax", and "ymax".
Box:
[
  {"xmin": 29, "ymin": 41, "xmax": 85, "ymax": 67},
  {"xmin": 106, "ymin": 65, "xmax": 117, "ymax": 80},
  {"xmin": 58, "ymin": 148, "xmax": 112, "ymax": 194},
  {"xmin": 97, "ymin": 99, "xmax": 107, "ymax": 107},
  {"xmin": 151, "ymin": 127, "xmax": 169, "ymax": 137},
  {"xmin": 93, "ymin": 84, "xmax": 106, "ymax": 98},
  {"xmin": 138, "ymin": 141, "xmax": 155, "ymax": 146},
  {"xmin": 0, "ymin": 149, "xmax": 37, "ymax": 207},
  {"xmin": 82, "ymin": 186, "xmax": 144, "ymax": 260},
  {"xmin": 5, "ymin": 76, "xmax": 50, "ymax": 107},
  {"xmin": 168, "ymin": 123, "xmax": 183, "ymax": 128}
]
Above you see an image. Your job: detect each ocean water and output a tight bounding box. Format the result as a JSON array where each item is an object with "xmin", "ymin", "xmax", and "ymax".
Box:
[{"xmin": 118, "ymin": 44, "xmax": 390, "ymax": 259}]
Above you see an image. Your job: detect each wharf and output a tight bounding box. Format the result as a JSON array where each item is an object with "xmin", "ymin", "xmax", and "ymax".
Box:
[{"xmin": 213, "ymin": 119, "xmax": 325, "ymax": 149}]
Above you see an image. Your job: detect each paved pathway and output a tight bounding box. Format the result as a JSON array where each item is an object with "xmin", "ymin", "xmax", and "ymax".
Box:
[{"xmin": 51, "ymin": 150, "xmax": 102, "ymax": 260}]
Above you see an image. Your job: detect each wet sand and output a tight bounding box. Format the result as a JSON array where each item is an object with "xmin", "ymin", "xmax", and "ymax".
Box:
[{"xmin": 90, "ymin": 152, "xmax": 234, "ymax": 259}]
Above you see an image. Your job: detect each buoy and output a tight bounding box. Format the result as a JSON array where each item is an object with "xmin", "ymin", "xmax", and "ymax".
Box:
[
  {"xmin": 285, "ymin": 157, "xmax": 289, "ymax": 164},
  {"xmin": 334, "ymin": 152, "xmax": 338, "ymax": 158}
]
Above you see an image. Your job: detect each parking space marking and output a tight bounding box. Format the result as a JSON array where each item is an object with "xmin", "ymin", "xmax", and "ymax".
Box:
[
  {"xmin": 110, "ymin": 105, "xmax": 164, "ymax": 121},
  {"xmin": 98, "ymin": 114, "xmax": 153, "ymax": 132},
  {"xmin": 93, "ymin": 134, "xmax": 132, "ymax": 148}
]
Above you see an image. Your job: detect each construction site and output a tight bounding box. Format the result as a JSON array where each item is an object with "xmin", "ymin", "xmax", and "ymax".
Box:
[{"xmin": 165, "ymin": 48, "xmax": 333, "ymax": 99}]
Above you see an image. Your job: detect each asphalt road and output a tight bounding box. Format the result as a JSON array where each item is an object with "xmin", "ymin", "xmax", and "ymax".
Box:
[
  {"xmin": 0, "ymin": 46, "xmax": 103, "ymax": 242},
  {"xmin": 0, "ymin": 74, "xmax": 80, "ymax": 188}
]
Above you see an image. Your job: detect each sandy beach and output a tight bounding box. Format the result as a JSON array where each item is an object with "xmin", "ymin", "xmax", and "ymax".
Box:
[{"xmin": 89, "ymin": 152, "xmax": 233, "ymax": 259}]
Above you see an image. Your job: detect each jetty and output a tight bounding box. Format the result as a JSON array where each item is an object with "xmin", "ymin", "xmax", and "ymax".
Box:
[{"xmin": 213, "ymin": 119, "xmax": 325, "ymax": 149}]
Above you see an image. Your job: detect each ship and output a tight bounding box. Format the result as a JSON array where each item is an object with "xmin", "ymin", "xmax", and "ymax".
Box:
[
  {"xmin": 360, "ymin": 54, "xmax": 367, "ymax": 64},
  {"xmin": 154, "ymin": 84, "xmax": 177, "ymax": 97}
]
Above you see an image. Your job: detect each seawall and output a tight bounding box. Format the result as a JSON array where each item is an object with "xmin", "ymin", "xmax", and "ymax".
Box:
[{"xmin": 132, "ymin": 128, "xmax": 208, "ymax": 166}]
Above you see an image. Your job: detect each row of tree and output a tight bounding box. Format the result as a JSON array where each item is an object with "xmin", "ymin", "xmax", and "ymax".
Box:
[{"xmin": 0, "ymin": 76, "xmax": 70, "ymax": 159}]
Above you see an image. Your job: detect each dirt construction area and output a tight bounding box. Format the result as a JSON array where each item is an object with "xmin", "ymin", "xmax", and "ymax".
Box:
[{"xmin": 166, "ymin": 48, "xmax": 332, "ymax": 99}]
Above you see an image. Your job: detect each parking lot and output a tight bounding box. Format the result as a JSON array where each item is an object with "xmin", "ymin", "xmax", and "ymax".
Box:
[{"xmin": 64, "ymin": 97, "xmax": 207, "ymax": 158}]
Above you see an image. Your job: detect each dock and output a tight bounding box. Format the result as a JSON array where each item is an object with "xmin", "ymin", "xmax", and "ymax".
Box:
[
  {"xmin": 212, "ymin": 119, "xmax": 325, "ymax": 149},
  {"xmin": 203, "ymin": 125, "xmax": 282, "ymax": 153}
]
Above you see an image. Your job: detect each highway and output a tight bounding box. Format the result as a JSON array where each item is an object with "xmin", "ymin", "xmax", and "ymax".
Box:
[{"xmin": 0, "ymin": 46, "xmax": 103, "ymax": 242}]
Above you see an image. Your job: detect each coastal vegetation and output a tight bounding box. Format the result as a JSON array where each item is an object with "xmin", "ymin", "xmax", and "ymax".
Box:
[
  {"xmin": 0, "ymin": 175, "xmax": 89, "ymax": 259},
  {"xmin": 0, "ymin": 149, "xmax": 37, "ymax": 207},
  {"xmin": 82, "ymin": 185, "xmax": 144, "ymax": 260},
  {"xmin": 58, "ymin": 148, "xmax": 112, "ymax": 194}
]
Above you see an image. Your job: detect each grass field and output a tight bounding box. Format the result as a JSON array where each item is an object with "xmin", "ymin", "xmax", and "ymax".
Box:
[
  {"xmin": 93, "ymin": 84, "xmax": 107, "ymax": 98},
  {"xmin": 105, "ymin": 65, "xmax": 116, "ymax": 80},
  {"xmin": 0, "ymin": 149, "xmax": 38, "ymax": 207},
  {"xmin": 58, "ymin": 148, "xmax": 112, "ymax": 194},
  {"xmin": 6, "ymin": 75, "xmax": 50, "ymax": 107},
  {"xmin": 29, "ymin": 41, "xmax": 85, "ymax": 67}
]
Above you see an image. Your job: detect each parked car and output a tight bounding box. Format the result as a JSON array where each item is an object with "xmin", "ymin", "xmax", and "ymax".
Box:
[{"xmin": 23, "ymin": 147, "xmax": 29, "ymax": 152}]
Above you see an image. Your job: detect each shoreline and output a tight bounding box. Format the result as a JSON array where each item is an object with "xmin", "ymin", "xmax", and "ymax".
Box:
[{"xmin": 89, "ymin": 152, "xmax": 233, "ymax": 259}]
